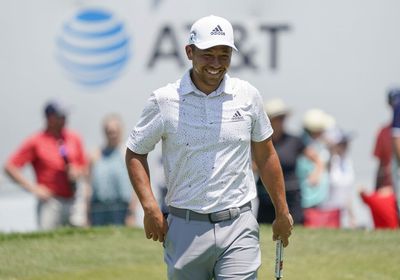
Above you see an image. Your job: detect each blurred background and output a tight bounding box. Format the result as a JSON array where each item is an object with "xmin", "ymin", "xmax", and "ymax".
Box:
[{"xmin": 1, "ymin": 0, "xmax": 399, "ymax": 232}]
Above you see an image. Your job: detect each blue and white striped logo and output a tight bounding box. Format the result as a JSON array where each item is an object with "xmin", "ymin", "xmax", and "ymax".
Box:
[{"xmin": 57, "ymin": 8, "xmax": 130, "ymax": 85}]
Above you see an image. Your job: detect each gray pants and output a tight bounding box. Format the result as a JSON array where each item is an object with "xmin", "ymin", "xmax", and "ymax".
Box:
[
  {"xmin": 37, "ymin": 196, "xmax": 74, "ymax": 230},
  {"xmin": 164, "ymin": 210, "xmax": 261, "ymax": 280}
]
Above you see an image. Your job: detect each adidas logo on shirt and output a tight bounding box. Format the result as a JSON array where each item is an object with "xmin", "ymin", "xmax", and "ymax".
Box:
[
  {"xmin": 231, "ymin": 110, "xmax": 244, "ymax": 121},
  {"xmin": 210, "ymin": 25, "xmax": 225, "ymax": 35}
]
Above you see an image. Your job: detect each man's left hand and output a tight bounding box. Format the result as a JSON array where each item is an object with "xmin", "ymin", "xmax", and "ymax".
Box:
[{"xmin": 272, "ymin": 213, "xmax": 294, "ymax": 247}]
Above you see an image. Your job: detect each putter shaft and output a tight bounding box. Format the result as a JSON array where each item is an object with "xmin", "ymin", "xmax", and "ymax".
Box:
[{"xmin": 275, "ymin": 239, "xmax": 284, "ymax": 279}]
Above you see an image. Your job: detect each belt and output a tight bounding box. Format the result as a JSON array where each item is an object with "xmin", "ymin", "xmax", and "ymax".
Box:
[{"xmin": 168, "ymin": 202, "xmax": 252, "ymax": 223}]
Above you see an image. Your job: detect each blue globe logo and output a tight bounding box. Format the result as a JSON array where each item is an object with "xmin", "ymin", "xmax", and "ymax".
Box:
[{"xmin": 57, "ymin": 8, "xmax": 130, "ymax": 85}]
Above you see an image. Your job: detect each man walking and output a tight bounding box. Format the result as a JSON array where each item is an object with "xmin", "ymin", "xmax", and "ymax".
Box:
[{"xmin": 125, "ymin": 15, "xmax": 293, "ymax": 279}]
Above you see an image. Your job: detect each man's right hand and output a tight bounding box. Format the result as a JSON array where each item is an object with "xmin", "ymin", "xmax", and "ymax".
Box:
[
  {"xmin": 143, "ymin": 208, "xmax": 168, "ymax": 242},
  {"xmin": 34, "ymin": 184, "xmax": 53, "ymax": 201},
  {"xmin": 125, "ymin": 150, "xmax": 168, "ymax": 242}
]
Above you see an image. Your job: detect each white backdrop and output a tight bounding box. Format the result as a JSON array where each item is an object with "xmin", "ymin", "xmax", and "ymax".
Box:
[{"xmin": 1, "ymin": 0, "xmax": 399, "ymax": 230}]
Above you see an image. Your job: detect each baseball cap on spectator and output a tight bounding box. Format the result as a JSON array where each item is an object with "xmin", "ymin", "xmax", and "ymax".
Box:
[
  {"xmin": 188, "ymin": 15, "xmax": 238, "ymax": 51},
  {"xmin": 44, "ymin": 100, "xmax": 69, "ymax": 117},
  {"xmin": 303, "ymin": 109, "xmax": 335, "ymax": 133},
  {"xmin": 387, "ymin": 87, "xmax": 400, "ymax": 106},
  {"xmin": 264, "ymin": 98, "xmax": 290, "ymax": 118}
]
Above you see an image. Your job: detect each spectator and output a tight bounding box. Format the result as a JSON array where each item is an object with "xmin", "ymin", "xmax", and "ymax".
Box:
[
  {"xmin": 3, "ymin": 100, "xmax": 87, "ymax": 230},
  {"xmin": 86, "ymin": 114, "xmax": 137, "ymax": 226},
  {"xmin": 297, "ymin": 109, "xmax": 334, "ymax": 228},
  {"xmin": 391, "ymin": 87, "xmax": 400, "ymax": 214},
  {"xmin": 256, "ymin": 99, "xmax": 324, "ymax": 225},
  {"xmin": 373, "ymin": 88, "xmax": 400, "ymax": 189},
  {"xmin": 320, "ymin": 127, "xmax": 356, "ymax": 228}
]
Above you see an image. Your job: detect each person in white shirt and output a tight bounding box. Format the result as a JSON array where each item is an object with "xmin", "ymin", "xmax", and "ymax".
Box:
[
  {"xmin": 125, "ymin": 15, "xmax": 293, "ymax": 279},
  {"xmin": 321, "ymin": 127, "xmax": 356, "ymax": 228}
]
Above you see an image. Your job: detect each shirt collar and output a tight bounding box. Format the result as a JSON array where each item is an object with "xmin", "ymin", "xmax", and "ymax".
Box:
[
  {"xmin": 178, "ymin": 69, "xmax": 234, "ymax": 96},
  {"xmin": 44, "ymin": 128, "xmax": 67, "ymax": 139}
]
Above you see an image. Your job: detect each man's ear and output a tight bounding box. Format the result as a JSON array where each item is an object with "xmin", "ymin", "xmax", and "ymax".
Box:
[{"xmin": 185, "ymin": 45, "xmax": 193, "ymax": 60}]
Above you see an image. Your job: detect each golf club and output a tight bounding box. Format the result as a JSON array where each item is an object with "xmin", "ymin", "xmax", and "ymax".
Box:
[{"xmin": 275, "ymin": 239, "xmax": 284, "ymax": 279}]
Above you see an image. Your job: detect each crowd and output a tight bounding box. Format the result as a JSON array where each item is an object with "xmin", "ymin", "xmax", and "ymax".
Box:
[
  {"xmin": 256, "ymin": 94, "xmax": 399, "ymax": 230},
  {"xmin": 3, "ymin": 101, "xmax": 136, "ymax": 229},
  {"xmin": 3, "ymin": 89, "xmax": 399, "ymax": 231},
  {"xmin": 2, "ymin": 20, "xmax": 399, "ymax": 233}
]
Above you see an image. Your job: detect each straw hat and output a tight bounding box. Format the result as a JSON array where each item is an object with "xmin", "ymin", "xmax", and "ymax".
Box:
[
  {"xmin": 303, "ymin": 109, "xmax": 335, "ymax": 132},
  {"xmin": 264, "ymin": 98, "xmax": 290, "ymax": 118}
]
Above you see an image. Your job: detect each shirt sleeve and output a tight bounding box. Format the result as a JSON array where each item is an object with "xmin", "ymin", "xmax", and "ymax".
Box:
[
  {"xmin": 126, "ymin": 93, "xmax": 164, "ymax": 154},
  {"xmin": 250, "ymin": 86, "xmax": 273, "ymax": 142},
  {"xmin": 7, "ymin": 137, "xmax": 36, "ymax": 168}
]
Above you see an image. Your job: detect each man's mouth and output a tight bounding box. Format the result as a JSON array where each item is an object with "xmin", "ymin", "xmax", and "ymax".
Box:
[{"xmin": 206, "ymin": 69, "xmax": 222, "ymax": 76}]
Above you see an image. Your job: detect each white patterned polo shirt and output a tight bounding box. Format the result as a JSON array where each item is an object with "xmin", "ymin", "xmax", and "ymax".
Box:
[{"xmin": 127, "ymin": 70, "xmax": 273, "ymax": 213}]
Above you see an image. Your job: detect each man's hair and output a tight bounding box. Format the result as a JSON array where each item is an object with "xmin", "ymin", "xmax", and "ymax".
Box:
[{"xmin": 188, "ymin": 44, "xmax": 197, "ymax": 52}]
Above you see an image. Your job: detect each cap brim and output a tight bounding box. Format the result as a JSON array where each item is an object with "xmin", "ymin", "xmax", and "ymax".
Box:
[{"xmin": 194, "ymin": 41, "xmax": 238, "ymax": 51}]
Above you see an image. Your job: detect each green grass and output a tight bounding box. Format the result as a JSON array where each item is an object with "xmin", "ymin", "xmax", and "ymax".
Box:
[{"xmin": 0, "ymin": 226, "xmax": 399, "ymax": 279}]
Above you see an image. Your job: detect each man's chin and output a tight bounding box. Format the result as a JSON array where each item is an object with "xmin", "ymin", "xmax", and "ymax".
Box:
[{"xmin": 205, "ymin": 74, "xmax": 224, "ymax": 84}]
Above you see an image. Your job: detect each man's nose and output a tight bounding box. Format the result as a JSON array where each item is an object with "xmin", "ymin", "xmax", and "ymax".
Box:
[{"xmin": 209, "ymin": 56, "xmax": 222, "ymax": 67}]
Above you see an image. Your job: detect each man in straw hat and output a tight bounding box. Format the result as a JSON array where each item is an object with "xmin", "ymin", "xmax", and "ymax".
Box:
[{"xmin": 298, "ymin": 109, "xmax": 335, "ymax": 227}]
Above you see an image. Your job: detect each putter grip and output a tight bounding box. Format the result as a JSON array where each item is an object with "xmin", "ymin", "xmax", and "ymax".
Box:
[{"xmin": 275, "ymin": 239, "xmax": 284, "ymax": 279}]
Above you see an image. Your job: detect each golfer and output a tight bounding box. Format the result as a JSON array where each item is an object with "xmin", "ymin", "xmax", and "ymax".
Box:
[{"xmin": 125, "ymin": 15, "xmax": 293, "ymax": 279}]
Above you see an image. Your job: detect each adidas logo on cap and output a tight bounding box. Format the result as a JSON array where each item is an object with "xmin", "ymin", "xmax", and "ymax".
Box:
[
  {"xmin": 210, "ymin": 25, "xmax": 225, "ymax": 36},
  {"xmin": 188, "ymin": 15, "xmax": 238, "ymax": 51}
]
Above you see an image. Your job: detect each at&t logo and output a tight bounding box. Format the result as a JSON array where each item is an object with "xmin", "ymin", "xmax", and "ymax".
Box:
[{"xmin": 56, "ymin": 8, "xmax": 131, "ymax": 86}]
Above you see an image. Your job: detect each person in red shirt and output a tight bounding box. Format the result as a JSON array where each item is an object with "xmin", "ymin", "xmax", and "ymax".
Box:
[
  {"xmin": 4, "ymin": 100, "xmax": 87, "ymax": 230},
  {"xmin": 373, "ymin": 125, "xmax": 392, "ymax": 187},
  {"xmin": 373, "ymin": 89, "xmax": 400, "ymax": 189}
]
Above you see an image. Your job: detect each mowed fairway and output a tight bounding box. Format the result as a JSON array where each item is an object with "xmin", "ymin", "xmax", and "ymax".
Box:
[{"xmin": 0, "ymin": 226, "xmax": 399, "ymax": 280}]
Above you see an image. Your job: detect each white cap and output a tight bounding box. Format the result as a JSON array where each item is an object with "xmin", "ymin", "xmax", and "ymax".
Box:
[
  {"xmin": 303, "ymin": 108, "xmax": 335, "ymax": 133},
  {"xmin": 188, "ymin": 15, "xmax": 238, "ymax": 51},
  {"xmin": 264, "ymin": 98, "xmax": 290, "ymax": 118}
]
